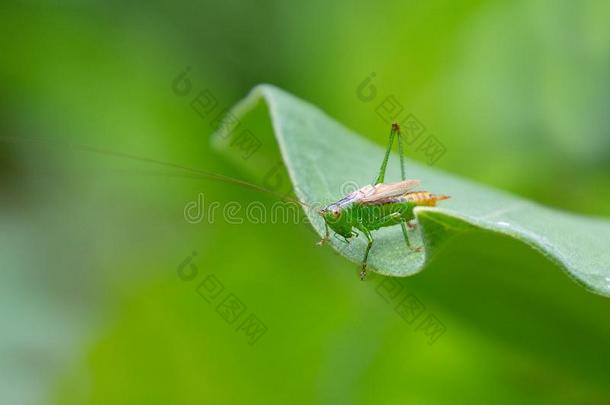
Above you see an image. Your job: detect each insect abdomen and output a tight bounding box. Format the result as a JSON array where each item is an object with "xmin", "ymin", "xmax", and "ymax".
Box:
[{"xmin": 404, "ymin": 192, "xmax": 450, "ymax": 207}]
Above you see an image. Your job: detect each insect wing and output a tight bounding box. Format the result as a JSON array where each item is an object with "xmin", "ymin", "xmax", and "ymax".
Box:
[
  {"xmin": 358, "ymin": 179, "xmax": 420, "ymax": 204},
  {"xmin": 334, "ymin": 184, "xmax": 376, "ymax": 206}
]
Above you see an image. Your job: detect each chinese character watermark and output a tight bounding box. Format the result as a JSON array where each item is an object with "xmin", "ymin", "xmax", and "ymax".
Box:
[
  {"xmin": 375, "ymin": 277, "xmax": 446, "ymax": 344},
  {"xmin": 177, "ymin": 251, "xmax": 268, "ymax": 346},
  {"xmin": 172, "ymin": 66, "xmax": 262, "ymax": 161},
  {"xmin": 356, "ymin": 72, "xmax": 447, "ymax": 165}
]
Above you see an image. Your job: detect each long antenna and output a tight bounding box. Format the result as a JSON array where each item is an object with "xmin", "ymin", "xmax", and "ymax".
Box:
[{"xmin": 0, "ymin": 135, "xmax": 310, "ymax": 208}]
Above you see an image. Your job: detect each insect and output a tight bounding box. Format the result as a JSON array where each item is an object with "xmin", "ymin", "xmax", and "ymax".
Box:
[{"xmin": 318, "ymin": 123, "xmax": 449, "ymax": 280}]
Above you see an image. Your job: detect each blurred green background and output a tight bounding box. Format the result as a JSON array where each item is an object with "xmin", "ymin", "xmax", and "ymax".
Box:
[{"xmin": 1, "ymin": 1, "xmax": 610, "ymax": 404}]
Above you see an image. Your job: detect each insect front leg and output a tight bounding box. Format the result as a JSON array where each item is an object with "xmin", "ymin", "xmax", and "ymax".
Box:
[
  {"xmin": 317, "ymin": 222, "xmax": 331, "ymax": 246},
  {"xmin": 333, "ymin": 233, "xmax": 351, "ymax": 244}
]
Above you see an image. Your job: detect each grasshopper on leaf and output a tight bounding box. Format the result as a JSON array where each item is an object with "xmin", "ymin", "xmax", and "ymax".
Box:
[{"xmin": 318, "ymin": 123, "xmax": 449, "ymax": 280}]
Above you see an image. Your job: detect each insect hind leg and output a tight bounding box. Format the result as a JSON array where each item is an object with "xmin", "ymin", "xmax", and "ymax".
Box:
[
  {"xmin": 396, "ymin": 125, "xmax": 407, "ymax": 181},
  {"xmin": 400, "ymin": 220, "xmax": 422, "ymax": 252},
  {"xmin": 374, "ymin": 123, "xmax": 400, "ymax": 184}
]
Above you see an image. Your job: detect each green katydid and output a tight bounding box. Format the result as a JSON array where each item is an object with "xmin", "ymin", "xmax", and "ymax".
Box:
[{"xmin": 318, "ymin": 123, "xmax": 449, "ymax": 280}]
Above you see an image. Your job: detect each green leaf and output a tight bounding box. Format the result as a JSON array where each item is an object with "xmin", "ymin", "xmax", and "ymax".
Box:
[{"xmin": 213, "ymin": 84, "xmax": 610, "ymax": 297}]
